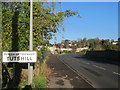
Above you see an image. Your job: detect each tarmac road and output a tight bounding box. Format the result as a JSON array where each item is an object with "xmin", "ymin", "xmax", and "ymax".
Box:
[
  {"xmin": 58, "ymin": 53, "xmax": 119, "ymax": 88},
  {"xmin": 47, "ymin": 55, "xmax": 93, "ymax": 88}
]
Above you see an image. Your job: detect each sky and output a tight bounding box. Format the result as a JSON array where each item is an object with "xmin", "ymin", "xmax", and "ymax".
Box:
[{"xmin": 50, "ymin": 2, "xmax": 118, "ymax": 44}]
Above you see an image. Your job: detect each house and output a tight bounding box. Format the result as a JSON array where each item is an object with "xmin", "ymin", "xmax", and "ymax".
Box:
[
  {"xmin": 60, "ymin": 48, "xmax": 72, "ymax": 51},
  {"xmin": 112, "ymin": 41, "xmax": 118, "ymax": 45},
  {"xmin": 76, "ymin": 47, "xmax": 89, "ymax": 52}
]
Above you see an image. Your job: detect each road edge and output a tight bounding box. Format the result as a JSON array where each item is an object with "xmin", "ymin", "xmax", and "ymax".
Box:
[{"xmin": 56, "ymin": 55, "xmax": 95, "ymax": 88}]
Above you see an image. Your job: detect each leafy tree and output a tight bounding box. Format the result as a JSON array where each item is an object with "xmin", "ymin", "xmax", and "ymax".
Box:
[
  {"xmin": 62, "ymin": 40, "xmax": 70, "ymax": 48},
  {"xmin": 2, "ymin": 2, "xmax": 79, "ymax": 51},
  {"xmin": 2, "ymin": 2, "xmax": 30, "ymax": 51},
  {"xmin": 2, "ymin": 2, "xmax": 80, "ymax": 88},
  {"xmin": 72, "ymin": 40, "xmax": 77, "ymax": 47}
]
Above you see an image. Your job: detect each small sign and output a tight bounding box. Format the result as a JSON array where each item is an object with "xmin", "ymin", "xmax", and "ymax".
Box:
[{"xmin": 2, "ymin": 51, "xmax": 37, "ymax": 63}]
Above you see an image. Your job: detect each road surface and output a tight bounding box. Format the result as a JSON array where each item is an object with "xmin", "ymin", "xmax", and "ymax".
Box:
[
  {"xmin": 47, "ymin": 55, "xmax": 93, "ymax": 88},
  {"xmin": 58, "ymin": 53, "xmax": 119, "ymax": 88}
]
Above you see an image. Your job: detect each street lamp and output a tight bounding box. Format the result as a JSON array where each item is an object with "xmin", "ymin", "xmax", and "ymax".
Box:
[{"xmin": 28, "ymin": 0, "xmax": 33, "ymax": 85}]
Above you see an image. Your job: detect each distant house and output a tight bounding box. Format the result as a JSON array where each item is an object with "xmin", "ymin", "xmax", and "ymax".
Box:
[
  {"xmin": 60, "ymin": 48, "xmax": 72, "ymax": 51},
  {"xmin": 48, "ymin": 45, "xmax": 73, "ymax": 54},
  {"xmin": 76, "ymin": 47, "xmax": 89, "ymax": 52},
  {"xmin": 48, "ymin": 46, "xmax": 56, "ymax": 54},
  {"xmin": 112, "ymin": 41, "xmax": 118, "ymax": 45}
]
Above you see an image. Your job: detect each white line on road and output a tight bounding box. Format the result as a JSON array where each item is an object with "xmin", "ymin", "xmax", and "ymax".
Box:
[
  {"xmin": 93, "ymin": 65, "xmax": 106, "ymax": 70},
  {"xmin": 81, "ymin": 61, "xmax": 90, "ymax": 65},
  {"xmin": 86, "ymin": 63, "xmax": 90, "ymax": 65},
  {"xmin": 113, "ymin": 72, "xmax": 120, "ymax": 76}
]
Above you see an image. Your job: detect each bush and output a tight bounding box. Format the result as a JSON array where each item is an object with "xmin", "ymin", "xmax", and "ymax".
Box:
[{"xmin": 32, "ymin": 75, "xmax": 46, "ymax": 88}]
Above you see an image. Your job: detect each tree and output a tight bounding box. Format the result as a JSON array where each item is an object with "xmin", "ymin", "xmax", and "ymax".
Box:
[
  {"xmin": 2, "ymin": 2, "xmax": 79, "ymax": 51},
  {"xmin": 61, "ymin": 40, "xmax": 70, "ymax": 48},
  {"xmin": 2, "ymin": 2, "xmax": 30, "ymax": 51},
  {"xmin": 2, "ymin": 2, "xmax": 80, "ymax": 88}
]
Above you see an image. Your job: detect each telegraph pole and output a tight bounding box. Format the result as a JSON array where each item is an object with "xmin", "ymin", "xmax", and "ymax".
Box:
[{"xmin": 28, "ymin": 0, "xmax": 33, "ymax": 85}]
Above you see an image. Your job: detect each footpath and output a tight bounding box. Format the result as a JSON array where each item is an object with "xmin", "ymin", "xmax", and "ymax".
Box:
[{"xmin": 46, "ymin": 55, "xmax": 94, "ymax": 88}]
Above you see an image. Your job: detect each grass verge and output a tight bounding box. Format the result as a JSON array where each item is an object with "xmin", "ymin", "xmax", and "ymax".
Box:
[
  {"xmin": 31, "ymin": 56, "xmax": 48, "ymax": 89},
  {"xmin": 18, "ymin": 57, "xmax": 48, "ymax": 89}
]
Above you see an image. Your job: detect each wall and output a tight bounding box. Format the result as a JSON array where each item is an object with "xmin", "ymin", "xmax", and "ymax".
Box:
[{"xmin": 85, "ymin": 50, "xmax": 119, "ymax": 61}]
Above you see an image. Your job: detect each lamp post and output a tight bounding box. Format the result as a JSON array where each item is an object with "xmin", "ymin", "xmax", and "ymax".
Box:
[{"xmin": 28, "ymin": 0, "xmax": 33, "ymax": 85}]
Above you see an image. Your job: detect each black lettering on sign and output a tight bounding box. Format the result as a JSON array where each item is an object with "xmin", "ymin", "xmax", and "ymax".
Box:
[
  {"xmin": 27, "ymin": 57, "xmax": 29, "ymax": 60},
  {"xmin": 17, "ymin": 56, "xmax": 20, "ymax": 61},
  {"xmin": 14, "ymin": 57, "xmax": 16, "ymax": 60},
  {"xmin": 21, "ymin": 57, "xmax": 24, "ymax": 60},
  {"xmin": 7, "ymin": 56, "xmax": 33, "ymax": 61},
  {"xmin": 10, "ymin": 57, "xmax": 13, "ymax": 61},
  {"xmin": 30, "ymin": 57, "xmax": 32, "ymax": 60}
]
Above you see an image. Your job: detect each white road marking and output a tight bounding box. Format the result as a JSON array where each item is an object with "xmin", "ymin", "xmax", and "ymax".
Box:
[
  {"xmin": 93, "ymin": 65, "xmax": 106, "ymax": 70},
  {"xmin": 93, "ymin": 65, "xmax": 99, "ymax": 67},
  {"xmin": 86, "ymin": 63, "xmax": 90, "ymax": 65},
  {"xmin": 99, "ymin": 67, "xmax": 106, "ymax": 70},
  {"xmin": 81, "ymin": 61, "xmax": 90, "ymax": 65},
  {"xmin": 113, "ymin": 72, "xmax": 120, "ymax": 76}
]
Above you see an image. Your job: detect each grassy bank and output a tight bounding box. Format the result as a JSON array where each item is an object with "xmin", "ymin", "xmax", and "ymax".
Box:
[
  {"xmin": 18, "ymin": 56, "xmax": 49, "ymax": 89},
  {"xmin": 32, "ymin": 57, "xmax": 48, "ymax": 88}
]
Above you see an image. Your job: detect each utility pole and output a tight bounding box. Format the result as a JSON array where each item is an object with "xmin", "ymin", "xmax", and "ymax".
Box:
[{"xmin": 28, "ymin": 0, "xmax": 33, "ymax": 85}]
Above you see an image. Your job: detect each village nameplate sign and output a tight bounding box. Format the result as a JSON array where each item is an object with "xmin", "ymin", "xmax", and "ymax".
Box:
[{"xmin": 2, "ymin": 51, "xmax": 37, "ymax": 63}]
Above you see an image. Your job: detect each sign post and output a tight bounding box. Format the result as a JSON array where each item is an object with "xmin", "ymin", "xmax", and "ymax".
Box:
[
  {"xmin": 2, "ymin": 0, "xmax": 35, "ymax": 86},
  {"xmin": 2, "ymin": 51, "xmax": 37, "ymax": 86},
  {"xmin": 28, "ymin": 0, "xmax": 33, "ymax": 85}
]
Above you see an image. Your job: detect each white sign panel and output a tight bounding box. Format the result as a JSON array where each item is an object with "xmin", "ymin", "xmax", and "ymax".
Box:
[{"xmin": 2, "ymin": 51, "xmax": 37, "ymax": 63}]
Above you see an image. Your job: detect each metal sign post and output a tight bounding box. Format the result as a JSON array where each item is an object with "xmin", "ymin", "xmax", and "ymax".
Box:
[{"xmin": 28, "ymin": 0, "xmax": 33, "ymax": 85}]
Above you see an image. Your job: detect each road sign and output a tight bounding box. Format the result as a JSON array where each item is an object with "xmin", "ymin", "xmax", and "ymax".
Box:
[{"xmin": 2, "ymin": 51, "xmax": 37, "ymax": 63}]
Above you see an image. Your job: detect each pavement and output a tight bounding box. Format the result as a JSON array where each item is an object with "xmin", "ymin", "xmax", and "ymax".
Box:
[
  {"xmin": 58, "ymin": 53, "xmax": 119, "ymax": 88},
  {"xmin": 46, "ymin": 55, "xmax": 93, "ymax": 88}
]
